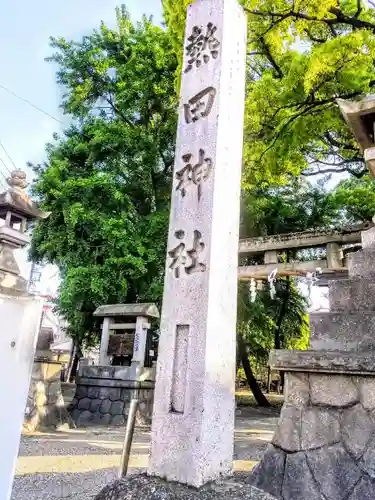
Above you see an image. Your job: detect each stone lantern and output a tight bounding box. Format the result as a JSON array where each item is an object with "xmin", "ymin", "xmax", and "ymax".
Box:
[
  {"xmin": 245, "ymin": 98, "xmax": 375, "ymax": 499},
  {"xmin": 0, "ymin": 170, "xmax": 49, "ymax": 293},
  {"xmin": 0, "ymin": 170, "xmax": 51, "ymax": 500},
  {"xmin": 337, "ymin": 95, "xmax": 375, "ymax": 176}
]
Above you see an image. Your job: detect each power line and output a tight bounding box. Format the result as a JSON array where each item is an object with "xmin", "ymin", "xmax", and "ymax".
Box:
[
  {"xmin": 0, "ymin": 140, "xmax": 16, "ymax": 173},
  {"xmin": 0, "ymin": 83, "xmax": 64, "ymax": 125},
  {"xmin": 0, "ymin": 160, "xmax": 9, "ymax": 190},
  {"xmin": 0, "ymin": 158, "xmax": 9, "ymax": 178},
  {"xmin": 0, "ymin": 82, "xmax": 134, "ymax": 173}
]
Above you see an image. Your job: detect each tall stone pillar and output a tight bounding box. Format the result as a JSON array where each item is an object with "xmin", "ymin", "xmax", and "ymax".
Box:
[
  {"xmin": 326, "ymin": 242, "xmax": 343, "ymax": 270},
  {"xmin": 148, "ymin": 0, "xmax": 247, "ymax": 487}
]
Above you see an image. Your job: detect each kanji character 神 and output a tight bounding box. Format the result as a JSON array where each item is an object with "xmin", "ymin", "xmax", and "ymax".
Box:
[{"xmin": 175, "ymin": 149, "xmax": 212, "ymax": 200}]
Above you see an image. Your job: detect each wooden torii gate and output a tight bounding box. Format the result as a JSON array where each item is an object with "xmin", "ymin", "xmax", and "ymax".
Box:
[{"xmin": 237, "ymin": 222, "xmax": 371, "ymax": 285}]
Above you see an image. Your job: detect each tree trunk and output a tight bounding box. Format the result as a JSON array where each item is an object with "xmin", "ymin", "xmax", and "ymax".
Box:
[
  {"xmin": 66, "ymin": 342, "xmax": 75, "ymax": 382},
  {"xmin": 238, "ymin": 335, "xmax": 270, "ymax": 407},
  {"xmin": 267, "ymin": 367, "xmax": 271, "ymax": 394},
  {"xmin": 68, "ymin": 342, "xmax": 82, "ymax": 382}
]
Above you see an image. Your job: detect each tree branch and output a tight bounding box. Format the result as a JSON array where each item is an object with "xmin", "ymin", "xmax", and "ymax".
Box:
[
  {"xmin": 302, "ymin": 165, "xmax": 367, "ymax": 178},
  {"xmin": 105, "ymin": 96, "xmax": 134, "ymax": 128},
  {"xmin": 324, "ymin": 132, "xmax": 358, "ymax": 151},
  {"xmin": 243, "ymin": 6, "xmax": 375, "ymax": 33},
  {"xmin": 249, "ymin": 65, "xmax": 263, "ymax": 78},
  {"xmin": 308, "ymin": 157, "xmax": 364, "ymax": 167},
  {"xmin": 259, "ymin": 37, "xmax": 283, "ymax": 78},
  {"xmin": 354, "ymin": 0, "xmax": 363, "ymax": 18},
  {"xmin": 258, "ymin": 104, "xmax": 316, "ymax": 161},
  {"xmin": 304, "ymin": 29, "xmax": 327, "ymax": 43}
]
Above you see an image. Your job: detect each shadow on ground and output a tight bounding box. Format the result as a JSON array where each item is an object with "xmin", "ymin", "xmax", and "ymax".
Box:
[
  {"xmin": 12, "ymin": 468, "xmax": 120, "ymax": 500},
  {"xmin": 13, "ymin": 407, "xmax": 280, "ymax": 500}
]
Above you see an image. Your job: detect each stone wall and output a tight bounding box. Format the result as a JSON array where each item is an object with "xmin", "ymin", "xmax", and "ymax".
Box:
[
  {"xmin": 249, "ymin": 372, "xmax": 375, "ymax": 500},
  {"xmin": 24, "ymin": 360, "xmax": 70, "ymax": 431},
  {"xmin": 69, "ymin": 365, "xmax": 155, "ymax": 426}
]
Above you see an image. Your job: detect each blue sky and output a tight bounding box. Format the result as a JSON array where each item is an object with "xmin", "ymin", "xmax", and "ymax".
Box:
[
  {"xmin": 0, "ymin": 0, "xmax": 162, "ymax": 187},
  {"xmin": 0, "ymin": 0, "xmax": 162, "ymax": 286}
]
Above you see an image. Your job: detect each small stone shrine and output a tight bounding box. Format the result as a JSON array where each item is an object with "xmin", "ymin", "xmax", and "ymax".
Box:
[
  {"xmin": 70, "ymin": 303, "xmax": 158, "ymax": 426},
  {"xmin": 248, "ymin": 96, "xmax": 375, "ymax": 499},
  {"xmin": 95, "ymin": 1, "xmax": 276, "ymax": 499}
]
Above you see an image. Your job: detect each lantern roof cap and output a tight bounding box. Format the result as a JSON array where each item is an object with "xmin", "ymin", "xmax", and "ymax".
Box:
[
  {"xmin": 337, "ymin": 94, "xmax": 375, "ymax": 151},
  {"xmin": 0, "ymin": 170, "xmax": 50, "ymax": 220}
]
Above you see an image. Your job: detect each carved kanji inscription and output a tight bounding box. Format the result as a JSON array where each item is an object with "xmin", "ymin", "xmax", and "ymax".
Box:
[
  {"xmin": 169, "ymin": 230, "xmax": 206, "ymax": 278},
  {"xmin": 184, "ymin": 22, "xmax": 220, "ymax": 73},
  {"xmin": 176, "ymin": 149, "xmax": 212, "ymax": 200},
  {"xmin": 184, "ymin": 87, "xmax": 216, "ymax": 124}
]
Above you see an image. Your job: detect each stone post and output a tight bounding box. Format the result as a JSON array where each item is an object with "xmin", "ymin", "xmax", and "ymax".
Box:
[
  {"xmin": 99, "ymin": 317, "xmax": 111, "ymax": 365},
  {"xmin": 148, "ymin": 0, "xmax": 247, "ymax": 487},
  {"xmin": 326, "ymin": 242, "xmax": 343, "ymax": 270},
  {"xmin": 131, "ymin": 316, "xmax": 149, "ymax": 368},
  {"xmin": 264, "ymin": 250, "xmax": 278, "ymax": 265},
  {"xmin": 0, "ymin": 293, "xmax": 43, "ymax": 500}
]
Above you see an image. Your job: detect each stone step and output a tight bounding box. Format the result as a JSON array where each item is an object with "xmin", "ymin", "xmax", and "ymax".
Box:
[
  {"xmin": 329, "ymin": 278, "xmax": 375, "ymax": 312},
  {"xmin": 310, "ymin": 312, "xmax": 375, "ymax": 351},
  {"xmin": 348, "ymin": 249, "xmax": 375, "ymax": 278}
]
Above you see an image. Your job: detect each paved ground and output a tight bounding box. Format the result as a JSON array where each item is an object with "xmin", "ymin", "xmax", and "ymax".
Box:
[{"xmin": 12, "ymin": 407, "xmax": 279, "ymax": 500}]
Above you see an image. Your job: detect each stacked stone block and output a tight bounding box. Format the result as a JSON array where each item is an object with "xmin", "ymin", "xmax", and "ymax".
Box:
[
  {"xmin": 69, "ymin": 364, "xmax": 155, "ymax": 426},
  {"xmin": 248, "ymin": 225, "xmax": 375, "ymax": 500},
  {"xmin": 251, "ymin": 373, "xmax": 375, "ymax": 499},
  {"xmin": 70, "ymin": 383, "xmax": 153, "ymax": 426}
]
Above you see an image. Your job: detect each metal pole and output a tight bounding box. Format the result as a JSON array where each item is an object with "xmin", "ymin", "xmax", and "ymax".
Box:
[{"xmin": 118, "ymin": 396, "xmax": 139, "ymax": 478}]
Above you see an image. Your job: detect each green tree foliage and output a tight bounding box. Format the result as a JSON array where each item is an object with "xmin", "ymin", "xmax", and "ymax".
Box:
[
  {"xmin": 162, "ymin": 0, "xmax": 375, "ymax": 186},
  {"xmin": 333, "ymin": 175, "xmax": 375, "ymax": 222},
  {"xmin": 30, "ymin": 8, "xmax": 178, "ymax": 350},
  {"xmin": 238, "ymin": 280, "xmax": 309, "ymax": 363},
  {"xmin": 240, "ymin": 178, "xmax": 338, "ymax": 238},
  {"xmin": 162, "ymin": 0, "xmax": 191, "ymax": 83},
  {"xmin": 241, "ymin": 0, "xmax": 375, "ymax": 186}
]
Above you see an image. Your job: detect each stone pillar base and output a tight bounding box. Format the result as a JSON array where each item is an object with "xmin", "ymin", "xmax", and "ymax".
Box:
[
  {"xmin": 24, "ymin": 360, "xmax": 72, "ymax": 432},
  {"xmin": 248, "ymin": 350, "xmax": 375, "ymax": 500},
  {"xmin": 94, "ymin": 474, "xmax": 276, "ymax": 500}
]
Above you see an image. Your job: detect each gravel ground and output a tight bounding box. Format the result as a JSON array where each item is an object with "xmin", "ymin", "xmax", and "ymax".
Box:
[{"xmin": 12, "ymin": 407, "xmax": 279, "ymax": 500}]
